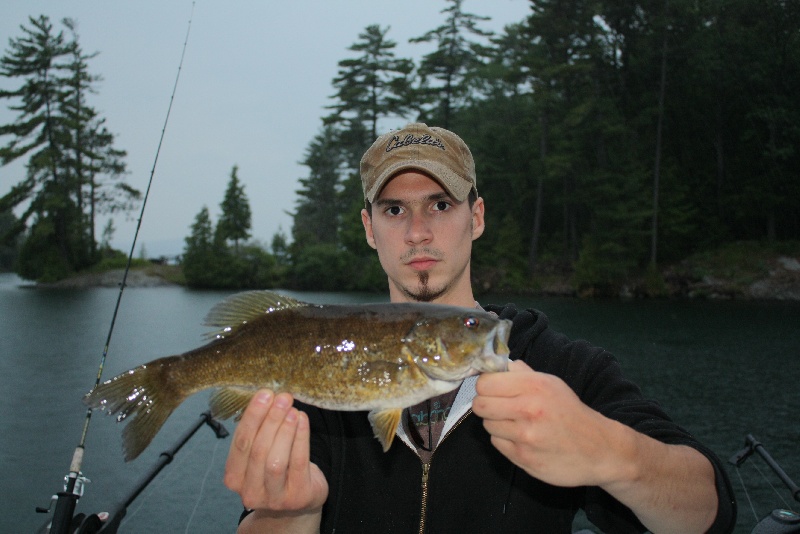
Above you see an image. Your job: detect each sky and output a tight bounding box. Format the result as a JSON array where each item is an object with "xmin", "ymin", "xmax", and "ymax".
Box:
[{"xmin": 1, "ymin": 1, "xmax": 531, "ymax": 258}]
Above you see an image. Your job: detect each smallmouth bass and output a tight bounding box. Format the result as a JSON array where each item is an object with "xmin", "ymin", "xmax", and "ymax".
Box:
[{"xmin": 84, "ymin": 290, "xmax": 511, "ymax": 461}]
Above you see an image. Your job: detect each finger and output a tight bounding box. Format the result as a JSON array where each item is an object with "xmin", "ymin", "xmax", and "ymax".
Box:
[
  {"xmin": 257, "ymin": 396, "xmax": 299, "ymax": 496},
  {"xmin": 508, "ymin": 360, "xmax": 533, "ymax": 373},
  {"xmin": 482, "ymin": 417, "xmax": 524, "ymax": 442},
  {"xmin": 224, "ymin": 389, "xmax": 274, "ymax": 490},
  {"xmin": 288, "ymin": 410, "xmax": 312, "ymax": 480},
  {"xmin": 472, "ymin": 394, "xmax": 517, "ymax": 421}
]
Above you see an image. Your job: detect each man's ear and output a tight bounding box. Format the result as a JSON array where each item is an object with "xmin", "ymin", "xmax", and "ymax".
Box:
[
  {"xmin": 471, "ymin": 197, "xmax": 485, "ymax": 241},
  {"xmin": 361, "ymin": 209, "xmax": 377, "ymax": 249}
]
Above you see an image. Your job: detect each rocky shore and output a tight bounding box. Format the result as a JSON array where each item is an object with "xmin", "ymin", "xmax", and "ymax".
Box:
[{"xmin": 36, "ymin": 268, "xmax": 177, "ymax": 289}]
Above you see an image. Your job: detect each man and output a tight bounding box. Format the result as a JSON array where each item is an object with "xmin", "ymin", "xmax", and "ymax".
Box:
[{"xmin": 225, "ymin": 123, "xmax": 736, "ymax": 533}]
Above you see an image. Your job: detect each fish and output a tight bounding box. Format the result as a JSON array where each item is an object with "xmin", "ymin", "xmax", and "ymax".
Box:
[{"xmin": 84, "ymin": 290, "xmax": 511, "ymax": 461}]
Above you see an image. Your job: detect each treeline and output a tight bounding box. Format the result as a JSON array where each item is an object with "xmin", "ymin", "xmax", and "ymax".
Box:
[
  {"xmin": 0, "ymin": 16, "xmax": 139, "ymax": 281},
  {"xmin": 283, "ymin": 0, "xmax": 800, "ymax": 294},
  {"xmin": 4, "ymin": 2, "xmax": 799, "ymax": 294},
  {"xmin": 182, "ymin": 165, "xmax": 289, "ymax": 288}
]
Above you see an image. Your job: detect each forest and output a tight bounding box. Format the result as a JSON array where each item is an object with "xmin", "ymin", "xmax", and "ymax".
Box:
[{"xmin": 3, "ymin": 1, "xmax": 799, "ymax": 294}]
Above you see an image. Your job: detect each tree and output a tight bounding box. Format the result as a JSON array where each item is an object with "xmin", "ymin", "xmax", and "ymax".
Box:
[
  {"xmin": 292, "ymin": 126, "xmax": 346, "ymax": 248},
  {"xmin": 410, "ymin": 0, "xmax": 494, "ymax": 128},
  {"xmin": 325, "ymin": 24, "xmax": 414, "ymax": 139},
  {"xmin": 0, "ymin": 209, "xmax": 19, "ymax": 271},
  {"xmin": 0, "ymin": 15, "xmax": 136, "ymax": 280},
  {"xmin": 182, "ymin": 206, "xmax": 218, "ymax": 287},
  {"xmin": 0, "ymin": 15, "xmax": 72, "ymax": 274},
  {"xmin": 217, "ymin": 165, "xmax": 251, "ymax": 252}
]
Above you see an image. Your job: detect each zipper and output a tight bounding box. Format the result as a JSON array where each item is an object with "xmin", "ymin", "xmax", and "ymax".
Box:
[
  {"xmin": 417, "ymin": 409, "xmax": 472, "ymax": 534},
  {"xmin": 418, "ymin": 462, "xmax": 430, "ymax": 534}
]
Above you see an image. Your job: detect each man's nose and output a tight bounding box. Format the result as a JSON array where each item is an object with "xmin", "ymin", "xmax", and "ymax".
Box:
[{"xmin": 405, "ymin": 211, "xmax": 433, "ymax": 244}]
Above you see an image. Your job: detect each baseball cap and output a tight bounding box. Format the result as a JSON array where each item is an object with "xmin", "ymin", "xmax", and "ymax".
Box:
[{"xmin": 360, "ymin": 122, "xmax": 478, "ymax": 203}]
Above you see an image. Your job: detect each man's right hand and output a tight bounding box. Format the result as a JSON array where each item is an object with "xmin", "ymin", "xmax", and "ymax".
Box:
[{"xmin": 224, "ymin": 390, "xmax": 328, "ymax": 533}]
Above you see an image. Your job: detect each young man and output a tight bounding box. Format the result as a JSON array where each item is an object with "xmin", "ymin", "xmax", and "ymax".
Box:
[{"xmin": 226, "ymin": 123, "xmax": 736, "ymax": 533}]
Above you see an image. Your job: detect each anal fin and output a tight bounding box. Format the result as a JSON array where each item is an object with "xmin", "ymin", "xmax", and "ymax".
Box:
[
  {"xmin": 209, "ymin": 386, "xmax": 259, "ymax": 421},
  {"xmin": 367, "ymin": 408, "xmax": 403, "ymax": 452}
]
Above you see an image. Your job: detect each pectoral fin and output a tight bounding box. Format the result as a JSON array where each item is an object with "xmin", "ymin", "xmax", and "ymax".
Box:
[{"xmin": 367, "ymin": 408, "xmax": 403, "ymax": 452}]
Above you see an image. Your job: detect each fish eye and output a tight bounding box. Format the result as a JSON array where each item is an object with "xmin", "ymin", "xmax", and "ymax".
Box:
[{"xmin": 463, "ymin": 316, "xmax": 479, "ymax": 329}]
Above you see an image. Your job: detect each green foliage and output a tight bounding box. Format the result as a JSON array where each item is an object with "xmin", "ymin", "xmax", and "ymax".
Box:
[
  {"xmin": 289, "ymin": 243, "xmax": 384, "ymax": 292},
  {"xmin": 217, "ymin": 165, "xmax": 251, "ymax": 251},
  {"xmin": 0, "ymin": 15, "xmax": 136, "ymax": 281},
  {"xmin": 15, "ymin": 218, "xmax": 71, "ymax": 282},
  {"xmin": 409, "ymin": 0, "xmax": 494, "ymax": 128},
  {"xmin": 0, "ymin": 209, "xmax": 20, "ymax": 271},
  {"xmin": 277, "ymin": 1, "xmax": 800, "ymax": 294},
  {"xmin": 325, "ymin": 24, "xmax": 414, "ymax": 139},
  {"xmin": 182, "ymin": 204, "xmax": 281, "ymax": 290}
]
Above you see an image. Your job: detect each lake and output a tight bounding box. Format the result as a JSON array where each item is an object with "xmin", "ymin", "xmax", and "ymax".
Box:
[{"xmin": 1, "ymin": 272, "xmax": 798, "ymax": 533}]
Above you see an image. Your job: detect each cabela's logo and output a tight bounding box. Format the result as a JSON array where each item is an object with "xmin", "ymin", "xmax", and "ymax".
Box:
[{"xmin": 385, "ymin": 133, "xmax": 446, "ymax": 152}]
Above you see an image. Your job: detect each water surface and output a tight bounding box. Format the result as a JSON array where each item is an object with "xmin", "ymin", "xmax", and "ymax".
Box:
[{"xmin": 1, "ymin": 273, "xmax": 797, "ymax": 533}]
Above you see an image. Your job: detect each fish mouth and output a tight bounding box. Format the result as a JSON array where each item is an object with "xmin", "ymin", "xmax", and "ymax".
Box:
[{"xmin": 473, "ymin": 319, "xmax": 511, "ymax": 373}]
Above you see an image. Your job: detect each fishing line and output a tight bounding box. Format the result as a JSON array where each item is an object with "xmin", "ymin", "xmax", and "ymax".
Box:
[
  {"xmin": 751, "ymin": 458, "xmax": 795, "ymax": 511},
  {"xmin": 735, "ymin": 465, "xmax": 761, "ymax": 523},
  {"xmin": 184, "ymin": 438, "xmax": 223, "ymax": 533}
]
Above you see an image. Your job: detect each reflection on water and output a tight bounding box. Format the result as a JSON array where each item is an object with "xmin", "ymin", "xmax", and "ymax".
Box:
[{"xmin": 1, "ymin": 274, "xmax": 798, "ymax": 533}]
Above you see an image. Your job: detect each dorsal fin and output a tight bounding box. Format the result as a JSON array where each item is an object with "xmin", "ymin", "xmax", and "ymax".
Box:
[{"xmin": 203, "ymin": 290, "xmax": 308, "ymax": 339}]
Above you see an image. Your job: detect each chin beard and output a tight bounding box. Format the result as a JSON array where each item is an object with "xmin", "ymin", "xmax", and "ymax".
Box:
[{"xmin": 402, "ymin": 271, "xmax": 448, "ymax": 302}]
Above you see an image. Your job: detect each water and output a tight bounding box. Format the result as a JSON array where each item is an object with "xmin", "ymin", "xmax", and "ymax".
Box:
[{"xmin": 1, "ymin": 272, "xmax": 798, "ymax": 533}]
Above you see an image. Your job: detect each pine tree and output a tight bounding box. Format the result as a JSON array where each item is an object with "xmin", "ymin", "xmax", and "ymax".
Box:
[
  {"xmin": 182, "ymin": 206, "xmax": 215, "ymax": 286},
  {"xmin": 410, "ymin": 0, "xmax": 494, "ymax": 128},
  {"xmin": 325, "ymin": 25, "xmax": 414, "ymax": 139},
  {"xmin": 217, "ymin": 165, "xmax": 251, "ymax": 253},
  {"xmin": 292, "ymin": 126, "xmax": 345, "ymax": 247},
  {"xmin": 0, "ymin": 15, "xmax": 135, "ymax": 279}
]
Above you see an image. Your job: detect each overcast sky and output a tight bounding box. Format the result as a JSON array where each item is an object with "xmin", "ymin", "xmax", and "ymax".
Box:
[{"xmin": 1, "ymin": 1, "xmax": 531, "ymax": 257}]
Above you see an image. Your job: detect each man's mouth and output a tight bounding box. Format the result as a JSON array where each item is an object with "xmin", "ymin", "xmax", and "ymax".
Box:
[{"xmin": 406, "ymin": 257, "xmax": 438, "ymax": 271}]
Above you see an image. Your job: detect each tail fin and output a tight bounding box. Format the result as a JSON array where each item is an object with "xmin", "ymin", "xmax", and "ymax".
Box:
[{"xmin": 84, "ymin": 357, "xmax": 185, "ymax": 461}]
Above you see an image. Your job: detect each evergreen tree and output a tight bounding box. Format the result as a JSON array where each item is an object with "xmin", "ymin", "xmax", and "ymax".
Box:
[
  {"xmin": 182, "ymin": 206, "xmax": 216, "ymax": 287},
  {"xmin": 410, "ymin": 0, "xmax": 494, "ymax": 128},
  {"xmin": 0, "ymin": 15, "xmax": 72, "ymax": 276},
  {"xmin": 0, "ymin": 15, "xmax": 135, "ymax": 280},
  {"xmin": 217, "ymin": 165, "xmax": 251, "ymax": 253},
  {"xmin": 292, "ymin": 126, "xmax": 345, "ymax": 248},
  {"xmin": 325, "ymin": 24, "xmax": 414, "ymax": 139},
  {"xmin": 0, "ymin": 209, "xmax": 19, "ymax": 271}
]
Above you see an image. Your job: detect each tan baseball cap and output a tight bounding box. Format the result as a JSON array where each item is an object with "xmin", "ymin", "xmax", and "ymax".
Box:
[{"xmin": 360, "ymin": 122, "xmax": 478, "ymax": 203}]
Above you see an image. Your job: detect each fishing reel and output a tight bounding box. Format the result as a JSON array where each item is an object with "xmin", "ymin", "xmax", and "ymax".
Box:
[
  {"xmin": 750, "ymin": 509, "xmax": 800, "ymax": 534},
  {"xmin": 730, "ymin": 435, "xmax": 800, "ymax": 534}
]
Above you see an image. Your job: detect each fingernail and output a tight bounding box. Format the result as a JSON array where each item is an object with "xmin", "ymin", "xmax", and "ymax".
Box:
[
  {"xmin": 274, "ymin": 395, "xmax": 290, "ymax": 409},
  {"xmin": 285, "ymin": 409, "xmax": 298, "ymax": 422},
  {"xmin": 255, "ymin": 390, "xmax": 272, "ymax": 405}
]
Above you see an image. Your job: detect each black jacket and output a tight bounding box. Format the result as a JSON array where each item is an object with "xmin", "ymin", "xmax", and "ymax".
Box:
[{"xmin": 261, "ymin": 304, "xmax": 737, "ymax": 533}]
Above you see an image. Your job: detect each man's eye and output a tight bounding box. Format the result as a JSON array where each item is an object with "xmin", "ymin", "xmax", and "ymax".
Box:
[
  {"xmin": 386, "ymin": 206, "xmax": 404, "ymax": 216},
  {"xmin": 434, "ymin": 201, "xmax": 450, "ymax": 211}
]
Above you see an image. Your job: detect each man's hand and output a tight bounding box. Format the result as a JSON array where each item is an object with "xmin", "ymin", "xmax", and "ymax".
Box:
[
  {"xmin": 473, "ymin": 360, "xmax": 619, "ymax": 487},
  {"xmin": 224, "ymin": 390, "xmax": 328, "ymax": 533},
  {"xmin": 473, "ymin": 360, "xmax": 718, "ymax": 534}
]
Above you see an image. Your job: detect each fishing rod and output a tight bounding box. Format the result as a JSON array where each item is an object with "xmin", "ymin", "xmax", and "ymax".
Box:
[{"xmin": 36, "ymin": 4, "xmax": 209, "ymax": 534}]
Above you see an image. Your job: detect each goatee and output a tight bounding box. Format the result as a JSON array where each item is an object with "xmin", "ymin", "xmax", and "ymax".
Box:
[{"xmin": 404, "ymin": 271, "xmax": 447, "ymax": 302}]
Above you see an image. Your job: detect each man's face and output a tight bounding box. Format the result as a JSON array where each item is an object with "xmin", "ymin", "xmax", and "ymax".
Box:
[{"xmin": 361, "ymin": 171, "xmax": 484, "ymax": 305}]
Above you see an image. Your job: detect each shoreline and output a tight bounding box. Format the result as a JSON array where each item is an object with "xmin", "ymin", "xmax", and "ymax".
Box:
[{"xmin": 32, "ymin": 268, "xmax": 178, "ymax": 289}]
